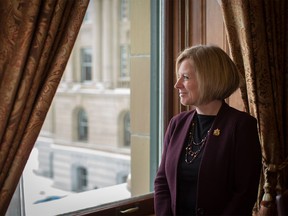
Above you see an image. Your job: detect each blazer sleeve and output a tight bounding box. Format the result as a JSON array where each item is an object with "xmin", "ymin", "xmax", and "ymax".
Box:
[
  {"xmin": 154, "ymin": 119, "xmax": 175, "ymax": 216},
  {"xmin": 221, "ymin": 116, "xmax": 262, "ymax": 215}
]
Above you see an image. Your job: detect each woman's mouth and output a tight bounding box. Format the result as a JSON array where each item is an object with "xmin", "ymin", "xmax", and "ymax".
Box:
[{"xmin": 179, "ymin": 92, "xmax": 187, "ymax": 97}]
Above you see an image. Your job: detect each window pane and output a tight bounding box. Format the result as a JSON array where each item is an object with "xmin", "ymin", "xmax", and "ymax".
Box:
[
  {"xmin": 20, "ymin": 1, "xmax": 154, "ymax": 215},
  {"xmin": 78, "ymin": 109, "xmax": 88, "ymax": 141},
  {"xmin": 81, "ymin": 48, "xmax": 92, "ymax": 82},
  {"xmin": 120, "ymin": 45, "xmax": 129, "ymax": 78},
  {"xmin": 120, "ymin": 0, "xmax": 129, "ymax": 20},
  {"xmin": 124, "ymin": 112, "xmax": 130, "ymax": 146}
]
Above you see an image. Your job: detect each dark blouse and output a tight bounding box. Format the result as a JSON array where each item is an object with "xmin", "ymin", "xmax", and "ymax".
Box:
[{"xmin": 176, "ymin": 114, "xmax": 215, "ymax": 215}]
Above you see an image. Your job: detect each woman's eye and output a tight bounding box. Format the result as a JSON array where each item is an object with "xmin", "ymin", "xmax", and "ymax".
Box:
[
  {"xmin": 183, "ymin": 75, "xmax": 189, "ymax": 80},
  {"xmin": 176, "ymin": 74, "xmax": 189, "ymax": 80}
]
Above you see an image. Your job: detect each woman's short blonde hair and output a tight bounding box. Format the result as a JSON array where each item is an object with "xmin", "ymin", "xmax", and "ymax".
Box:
[{"xmin": 176, "ymin": 44, "xmax": 240, "ymax": 105}]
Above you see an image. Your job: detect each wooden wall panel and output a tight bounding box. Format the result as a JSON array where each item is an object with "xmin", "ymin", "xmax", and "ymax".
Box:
[
  {"xmin": 164, "ymin": 0, "xmax": 243, "ymax": 129},
  {"xmin": 206, "ymin": 0, "xmax": 226, "ymax": 48},
  {"xmin": 189, "ymin": 0, "xmax": 206, "ymax": 45}
]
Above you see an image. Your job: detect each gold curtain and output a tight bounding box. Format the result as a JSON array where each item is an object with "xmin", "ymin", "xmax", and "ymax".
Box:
[
  {"xmin": 219, "ymin": 0, "xmax": 288, "ymax": 215},
  {"xmin": 0, "ymin": 0, "xmax": 89, "ymax": 214}
]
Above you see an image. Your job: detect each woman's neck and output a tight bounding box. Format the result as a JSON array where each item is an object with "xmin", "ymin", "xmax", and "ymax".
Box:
[{"xmin": 195, "ymin": 100, "xmax": 222, "ymax": 115}]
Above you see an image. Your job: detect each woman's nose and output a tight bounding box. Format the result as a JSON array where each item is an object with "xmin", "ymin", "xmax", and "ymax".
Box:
[{"xmin": 174, "ymin": 78, "xmax": 181, "ymax": 89}]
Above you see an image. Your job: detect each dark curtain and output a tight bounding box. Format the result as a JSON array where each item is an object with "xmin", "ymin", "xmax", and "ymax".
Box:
[
  {"xmin": 219, "ymin": 0, "xmax": 288, "ymax": 215},
  {"xmin": 0, "ymin": 0, "xmax": 89, "ymax": 214}
]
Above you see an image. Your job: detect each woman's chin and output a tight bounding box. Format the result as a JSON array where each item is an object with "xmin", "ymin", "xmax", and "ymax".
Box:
[
  {"xmin": 180, "ymin": 100, "xmax": 189, "ymax": 106},
  {"xmin": 180, "ymin": 98, "xmax": 194, "ymax": 106}
]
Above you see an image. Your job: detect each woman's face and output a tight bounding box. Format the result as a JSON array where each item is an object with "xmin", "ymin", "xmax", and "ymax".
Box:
[{"xmin": 174, "ymin": 59, "xmax": 199, "ymax": 106}]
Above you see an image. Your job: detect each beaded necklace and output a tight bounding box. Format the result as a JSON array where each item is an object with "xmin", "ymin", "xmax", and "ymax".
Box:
[{"xmin": 185, "ymin": 119, "xmax": 210, "ymax": 164}]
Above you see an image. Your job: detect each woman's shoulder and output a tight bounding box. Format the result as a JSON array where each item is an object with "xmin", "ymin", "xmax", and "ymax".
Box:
[
  {"xmin": 166, "ymin": 110, "xmax": 195, "ymax": 134},
  {"xmin": 223, "ymin": 103, "xmax": 257, "ymax": 123},
  {"xmin": 170, "ymin": 109, "xmax": 196, "ymax": 124},
  {"xmin": 174, "ymin": 109, "xmax": 195, "ymax": 118}
]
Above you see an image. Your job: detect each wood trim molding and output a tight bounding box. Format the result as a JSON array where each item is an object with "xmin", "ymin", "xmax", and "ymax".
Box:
[{"xmin": 60, "ymin": 193, "xmax": 155, "ymax": 216}]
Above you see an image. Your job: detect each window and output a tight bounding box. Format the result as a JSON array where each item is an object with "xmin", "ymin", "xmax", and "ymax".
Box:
[
  {"xmin": 72, "ymin": 166, "xmax": 88, "ymax": 192},
  {"xmin": 116, "ymin": 171, "xmax": 129, "ymax": 184},
  {"xmin": 83, "ymin": 7, "xmax": 91, "ymax": 23},
  {"xmin": 120, "ymin": 0, "xmax": 129, "ymax": 20},
  {"xmin": 78, "ymin": 108, "xmax": 88, "ymax": 141},
  {"xmin": 120, "ymin": 45, "xmax": 130, "ymax": 79},
  {"xmin": 80, "ymin": 48, "xmax": 92, "ymax": 82},
  {"xmin": 123, "ymin": 112, "xmax": 130, "ymax": 147},
  {"xmin": 16, "ymin": 1, "xmax": 150, "ymax": 215},
  {"xmin": 118, "ymin": 0, "xmax": 130, "ymax": 89},
  {"xmin": 6, "ymin": 0, "xmax": 249, "ymax": 215}
]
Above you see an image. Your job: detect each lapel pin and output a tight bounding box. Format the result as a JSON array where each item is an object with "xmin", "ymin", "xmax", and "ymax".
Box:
[{"xmin": 213, "ymin": 129, "xmax": 220, "ymax": 136}]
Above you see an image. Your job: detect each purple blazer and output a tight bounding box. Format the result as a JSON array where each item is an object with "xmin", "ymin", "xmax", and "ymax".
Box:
[{"xmin": 154, "ymin": 102, "xmax": 262, "ymax": 216}]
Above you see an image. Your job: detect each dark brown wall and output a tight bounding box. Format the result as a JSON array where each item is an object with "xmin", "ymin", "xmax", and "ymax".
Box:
[{"xmin": 163, "ymin": 0, "xmax": 243, "ymax": 130}]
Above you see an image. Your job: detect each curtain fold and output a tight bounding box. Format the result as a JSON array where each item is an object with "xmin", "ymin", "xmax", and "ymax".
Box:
[
  {"xmin": 219, "ymin": 0, "xmax": 288, "ymax": 215},
  {"xmin": 0, "ymin": 0, "xmax": 89, "ymax": 214}
]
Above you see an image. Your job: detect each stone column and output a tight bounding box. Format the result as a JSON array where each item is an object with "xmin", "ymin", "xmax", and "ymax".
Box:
[
  {"xmin": 92, "ymin": 0, "xmax": 102, "ymax": 86},
  {"xmin": 102, "ymin": 0, "xmax": 113, "ymax": 88}
]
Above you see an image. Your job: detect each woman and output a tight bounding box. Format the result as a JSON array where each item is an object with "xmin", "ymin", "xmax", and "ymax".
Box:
[{"xmin": 154, "ymin": 45, "xmax": 262, "ymax": 216}]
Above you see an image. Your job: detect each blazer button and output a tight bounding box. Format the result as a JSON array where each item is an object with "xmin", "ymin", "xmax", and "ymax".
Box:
[{"xmin": 197, "ymin": 207, "xmax": 204, "ymax": 215}]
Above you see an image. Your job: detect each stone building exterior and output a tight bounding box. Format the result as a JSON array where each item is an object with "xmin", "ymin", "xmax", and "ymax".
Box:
[{"xmin": 35, "ymin": 0, "xmax": 131, "ymax": 193}]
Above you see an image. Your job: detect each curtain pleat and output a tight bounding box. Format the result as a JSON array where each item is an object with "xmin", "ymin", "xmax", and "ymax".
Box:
[
  {"xmin": 219, "ymin": 0, "xmax": 288, "ymax": 215},
  {"xmin": 0, "ymin": 0, "xmax": 89, "ymax": 214}
]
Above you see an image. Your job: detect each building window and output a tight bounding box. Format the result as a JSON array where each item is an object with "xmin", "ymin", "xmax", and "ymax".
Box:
[
  {"xmin": 81, "ymin": 48, "xmax": 92, "ymax": 82},
  {"xmin": 120, "ymin": 0, "xmax": 129, "ymax": 20},
  {"xmin": 83, "ymin": 8, "xmax": 91, "ymax": 23},
  {"xmin": 120, "ymin": 45, "xmax": 130, "ymax": 79},
  {"xmin": 124, "ymin": 112, "xmax": 130, "ymax": 147},
  {"xmin": 116, "ymin": 171, "xmax": 128, "ymax": 184},
  {"xmin": 78, "ymin": 109, "xmax": 88, "ymax": 141},
  {"xmin": 72, "ymin": 166, "xmax": 88, "ymax": 192}
]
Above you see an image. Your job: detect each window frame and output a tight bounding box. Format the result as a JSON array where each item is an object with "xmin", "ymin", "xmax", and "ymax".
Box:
[{"xmin": 7, "ymin": 0, "xmax": 245, "ymax": 215}]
